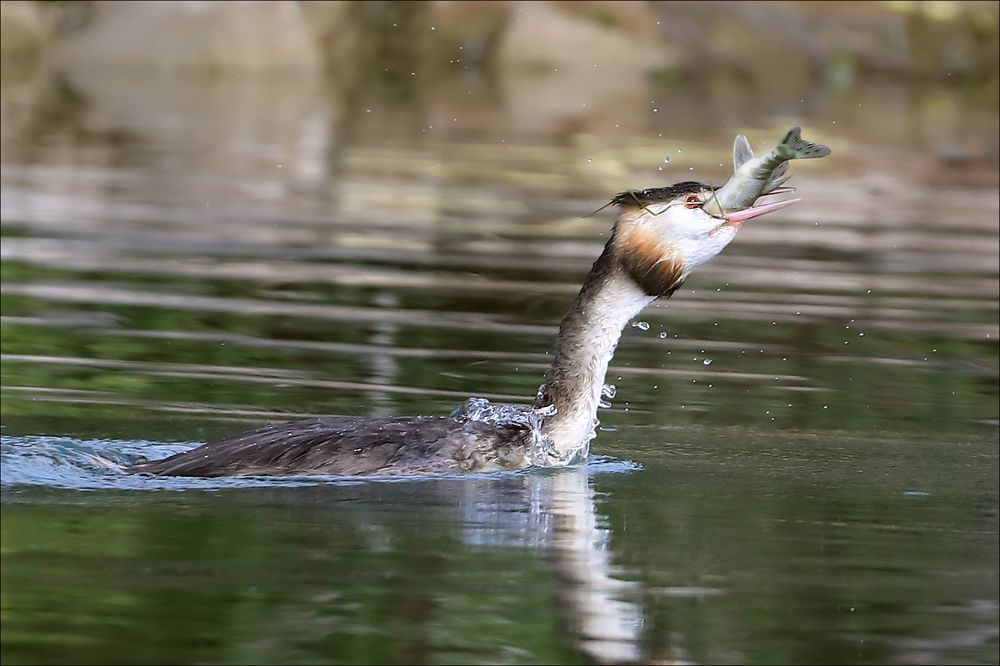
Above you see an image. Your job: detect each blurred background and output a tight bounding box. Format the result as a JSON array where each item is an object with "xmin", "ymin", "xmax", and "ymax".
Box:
[
  {"xmin": 1, "ymin": 2, "xmax": 998, "ymax": 665},
  {"xmin": 2, "ymin": 0, "xmax": 997, "ymax": 430}
]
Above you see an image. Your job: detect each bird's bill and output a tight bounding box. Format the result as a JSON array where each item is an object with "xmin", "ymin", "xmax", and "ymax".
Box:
[{"xmin": 724, "ymin": 197, "xmax": 800, "ymax": 224}]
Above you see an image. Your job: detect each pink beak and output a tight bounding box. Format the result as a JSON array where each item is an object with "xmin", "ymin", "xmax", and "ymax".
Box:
[{"xmin": 724, "ymin": 197, "xmax": 800, "ymax": 227}]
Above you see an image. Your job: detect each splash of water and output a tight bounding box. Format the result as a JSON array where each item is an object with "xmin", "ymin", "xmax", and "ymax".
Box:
[
  {"xmin": 598, "ymin": 383, "xmax": 617, "ymax": 410},
  {"xmin": 449, "ymin": 396, "xmax": 584, "ymax": 468},
  {"xmin": 451, "ymin": 397, "xmax": 552, "ymax": 429}
]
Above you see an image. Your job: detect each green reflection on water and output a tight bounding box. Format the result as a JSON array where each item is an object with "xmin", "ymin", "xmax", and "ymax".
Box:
[
  {"xmin": 2, "ymin": 428, "xmax": 996, "ymax": 665},
  {"xmin": 1, "ymin": 491, "xmax": 586, "ymax": 665}
]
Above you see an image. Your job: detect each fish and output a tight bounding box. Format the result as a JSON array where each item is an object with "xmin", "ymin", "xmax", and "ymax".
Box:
[{"xmin": 701, "ymin": 126, "xmax": 830, "ymax": 218}]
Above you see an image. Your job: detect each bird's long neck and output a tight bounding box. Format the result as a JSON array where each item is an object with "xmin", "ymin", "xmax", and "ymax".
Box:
[{"xmin": 533, "ymin": 241, "xmax": 656, "ymax": 464}]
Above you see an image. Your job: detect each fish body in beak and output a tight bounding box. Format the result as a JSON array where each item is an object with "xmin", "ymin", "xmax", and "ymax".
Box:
[{"xmin": 702, "ymin": 126, "xmax": 830, "ymax": 219}]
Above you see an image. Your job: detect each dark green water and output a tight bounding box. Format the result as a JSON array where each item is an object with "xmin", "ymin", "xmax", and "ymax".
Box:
[{"xmin": 1, "ymin": 65, "xmax": 998, "ymax": 664}]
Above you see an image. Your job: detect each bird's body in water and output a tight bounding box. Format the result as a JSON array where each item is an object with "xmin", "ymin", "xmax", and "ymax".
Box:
[{"xmin": 130, "ymin": 128, "xmax": 830, "ymax": 478}]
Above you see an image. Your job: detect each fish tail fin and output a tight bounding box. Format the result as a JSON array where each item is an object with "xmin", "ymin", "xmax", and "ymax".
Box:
[{"xmin": 777, "ymin": 126, "xmax": 831, "ymax": 159}]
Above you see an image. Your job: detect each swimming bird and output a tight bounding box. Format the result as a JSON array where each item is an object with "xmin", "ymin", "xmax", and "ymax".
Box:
[{"xmin": 130, "ymin": 130, "xmax": 828, "ymax": 478}]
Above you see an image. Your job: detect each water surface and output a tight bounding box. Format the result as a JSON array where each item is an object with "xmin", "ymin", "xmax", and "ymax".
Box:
[{"xmin": 1, "ymin": 66, "xmax": 998, "ymax": 664}]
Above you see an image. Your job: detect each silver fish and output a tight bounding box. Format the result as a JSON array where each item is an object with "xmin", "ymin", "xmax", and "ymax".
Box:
[{"xmin": 702, "ymin": 126, "xmax": 830, "ymax": 218}]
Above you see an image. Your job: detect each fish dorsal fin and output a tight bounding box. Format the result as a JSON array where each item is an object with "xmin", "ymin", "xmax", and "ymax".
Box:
[{"xmin": 732, "ymin": 134, "xmax": 754, "ymax": 171}]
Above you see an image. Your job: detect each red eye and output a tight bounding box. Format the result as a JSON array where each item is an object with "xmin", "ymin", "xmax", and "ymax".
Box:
[{"xmin": 684, "ymin": 195, "xmax": 701, "ymax": 209}]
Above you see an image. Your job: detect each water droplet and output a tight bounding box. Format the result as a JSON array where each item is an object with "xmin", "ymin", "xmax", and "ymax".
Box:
[
  {"xmin": 663, "ymin": 157, "xmax": 671, "ymax": 164},
  {"xmin": 659, "ymin": 332, "xmax": 667, "ymax": 339},
  {"xmin": 703, "ymin": 358, "xmax": 713, "ymax": 366},
  {"xmin": 536, "ymin": 403, "xmax": 556, "ymax": 417},
  {"xmin": 632, "ymin": 321, "xmax": 650, "ymax": 331},
  {"xmin": 430, "ymin": 25, "xmax": 436, "ymax": 30}
]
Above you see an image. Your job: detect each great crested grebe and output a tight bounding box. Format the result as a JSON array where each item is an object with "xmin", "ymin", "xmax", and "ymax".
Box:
[{"xmin": 130, "ymin": 129, "xmax": 829, "ymax": 478}]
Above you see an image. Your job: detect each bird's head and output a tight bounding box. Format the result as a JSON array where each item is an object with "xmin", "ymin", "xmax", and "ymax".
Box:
[{"xmin": 607, "ymin": 181, "xmax": 798, "ymax": 297}]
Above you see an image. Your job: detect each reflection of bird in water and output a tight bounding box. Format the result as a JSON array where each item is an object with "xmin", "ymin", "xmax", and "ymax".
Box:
[
  {"xmin": 130, "ymin": 181, "xmax": 798, "ymax": 477},
  {"xmin": 460, "ymin": 465, "xmax": 650, "ymax": 664}
]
